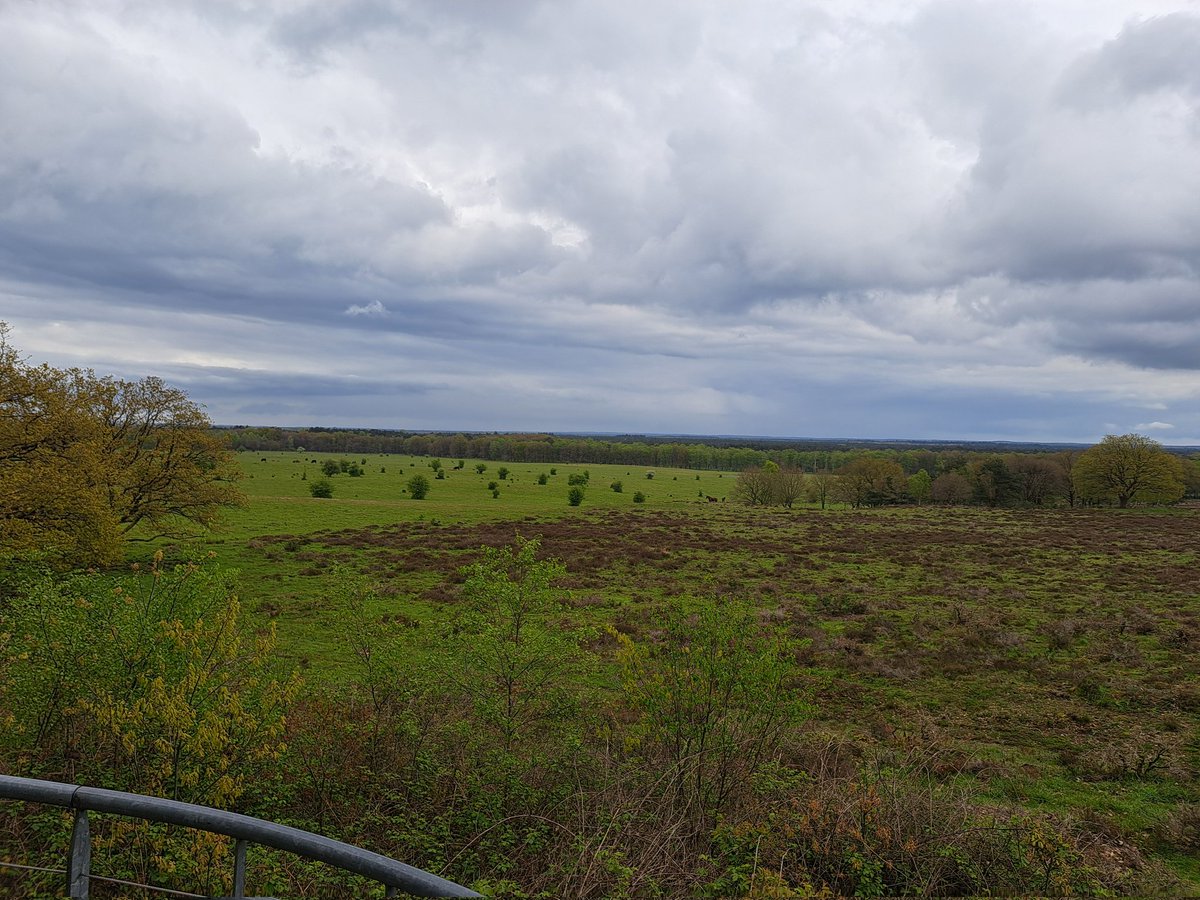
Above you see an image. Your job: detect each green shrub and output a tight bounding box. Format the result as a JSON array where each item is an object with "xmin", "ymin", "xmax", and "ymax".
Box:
[
  {"xmin": 610, "ymin": 481, "xmax": 623, "ymax": 493},
  {"xmin": 633, "ymin": 491, "xmax": 646, "ymax": 503},
  {"xmin": 537, "ymin": 473, "xmax": 548, "ymax": 485},
  {"xmin": 309, "ymin": 478, "xmax": 334, "ymax": 498},
  {"xmin": 407, "ymin": 474, "xmax": 430, "ymax": 499},
  {"xmin": 568, "ymin": 472, "xmax": 589, "ymax": 486},
  {"xmin": 568, "ymin": 487, "xmax": 585, "ymax": 506},
  {"xmin": 498, "ymin": 467, "xmax": 509, "ymax": 480}
]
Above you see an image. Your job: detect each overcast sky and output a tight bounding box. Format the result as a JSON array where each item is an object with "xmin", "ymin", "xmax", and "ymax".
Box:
[{"xmin": 2, "ymin": 0, "xmax": 1199, "ymax": 443}]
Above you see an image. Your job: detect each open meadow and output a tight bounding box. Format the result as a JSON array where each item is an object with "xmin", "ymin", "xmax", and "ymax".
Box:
[{"xmin": 154, "ymin": 450, "xmax": 1200, "ymax": 892}]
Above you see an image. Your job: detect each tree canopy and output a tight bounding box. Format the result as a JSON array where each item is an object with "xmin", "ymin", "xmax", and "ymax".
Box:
[
  {"xmin": 1072, "ymin": 433, "xmax": 1185, "ymax": 508},
  {"xmin": 1, "ymin": 324, "xmax": 242, "ymax": 566}
]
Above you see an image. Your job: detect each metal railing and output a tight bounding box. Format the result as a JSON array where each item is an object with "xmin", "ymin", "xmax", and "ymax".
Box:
[{"xmin": 0, "ymin": 774, "xmax": 480, "ymax": 899}]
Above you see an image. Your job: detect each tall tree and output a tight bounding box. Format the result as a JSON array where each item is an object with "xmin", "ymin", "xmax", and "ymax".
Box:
[
  {"xmin": 834, "ymin": 458, "xmax": 905, "ymax": 508},
  {"xmin": 93, "ymin": 375, "xmax": 243, "ymax": 537},
  {"xmin": 1073, "ymin": 434, "xmax": 1185, "ymax": 508},
  {"xmin": 0, "ymin": 324, "xmax": 241, "ymax": 565},
  {"xmin": 733, "ymin": 466, "xmax": 775, "ymax": 506}
]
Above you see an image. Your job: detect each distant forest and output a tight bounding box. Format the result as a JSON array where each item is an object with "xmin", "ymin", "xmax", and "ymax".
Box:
[{"xmin": 219, "ymin": 425, "xmax": 1198, "ymax": 476}]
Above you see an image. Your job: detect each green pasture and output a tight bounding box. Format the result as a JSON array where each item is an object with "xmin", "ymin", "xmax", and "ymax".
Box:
[{"xmin": 223, "ymin": 450, "xmax": 736, "ymax": 534}]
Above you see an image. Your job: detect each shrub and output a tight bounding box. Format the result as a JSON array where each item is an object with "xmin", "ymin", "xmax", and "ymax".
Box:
[
  {"xmin": 645, "ymin": 472, "xmax": 654, "ymax": 480},
  {"xmin": 614, "ymin": 599, "xmax": 799, "ymax": 817},
  {"xmin": 550, "ymin": 468, "xmax": 557, "ymax": 475},
  {"xmin": 436, "ymin": 470, "xmax": 445, "ymax": 480},
  {"xmin": 498, "ymin": 467, "xmax": 509, "ymax": 480},
  {"xmin": 475, "ymin": 463, "xmax": 487, "ymax": 474},
  {"xmin": 567, "ymin": 472, "xmax": 589, "ymax": 487},
  {"xmin": 568, "ymin": 487, "xmax": 585, "ymax": 506},
  {"xmin": 488, "ymin": 481, "xmax": 499, "ymax": 491},
  {"xmin": 309, "ymin": 478, "xmax": 334, "ymax": 498},
  {"xmin": 633, "ymin": 491, "xmax": 646, "ymax": 503},
  {"xmin": 610, "ymin": 481, "xmax": 623, "ymax": 493},
  {"xmin": 492, "ymin": 489, "xmax": 501, "ymax": 499},
  {"xmin": 321, "ymin": 460, "xmax": 339, "ymax": 477},
  {"xmin": 407, "ymin": 474, "xmax": 430, "ymax": 499},
  {"xmin": 0, "ymin": 559, "xmax": 298, "ymax": 887},
  {"xmin": 537, "ymin": 473, "xmax": 548, "ymax": 485}
]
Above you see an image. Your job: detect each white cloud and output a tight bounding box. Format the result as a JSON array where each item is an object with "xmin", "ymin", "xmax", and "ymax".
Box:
[{"xmin": 344, "ymin": 300, "xmax": 388, "ymax": 317}]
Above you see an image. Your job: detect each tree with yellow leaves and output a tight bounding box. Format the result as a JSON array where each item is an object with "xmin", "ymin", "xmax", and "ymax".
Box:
[{"xmin": 0, "ymin": 323, "xmax": 241, "ymax": 566}]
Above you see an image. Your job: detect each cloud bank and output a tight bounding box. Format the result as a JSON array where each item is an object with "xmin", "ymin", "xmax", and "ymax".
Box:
[{"xmin": 2, "ymin": 0, "xmax": 1198, "ymax": 442}]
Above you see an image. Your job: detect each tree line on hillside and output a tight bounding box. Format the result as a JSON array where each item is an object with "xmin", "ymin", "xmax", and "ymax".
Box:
[
  {"xmin": 734, "ymin": 435, "xmax": 1197, "ymax": 509},
  {"xmin": 0, "ymin": 324, "xmax": 242, "ymax": 567}
]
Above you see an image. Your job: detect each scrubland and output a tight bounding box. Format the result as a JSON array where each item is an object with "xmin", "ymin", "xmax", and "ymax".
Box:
[{"xmin": 4, "ymin": 450, "xmax": 1198, "ymax": 897}]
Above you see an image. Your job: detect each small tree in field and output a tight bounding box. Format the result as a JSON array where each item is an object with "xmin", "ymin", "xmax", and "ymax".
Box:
[
  {"xmin": 733, "ymin": 467, "xmax": 774, "ymax": 505},
  {"xmin": 908, "ymin": 469, "xmax": 933, "ymax": 504},
  {"xmin": 633, "ymin": 491, "xmax": 646, "ymax": 503},
  {"xmin": 498, "ymin": 467, "xmax": 509, "ymax": 480},
  {"xmin": 475, "ymin": 463, "xmax": 487, "ymax": 474},
  {"xmin": 568, "ymin": 487, "xmax": 585, "ymax": 506},
  {"xmin": 441, "ymin": 539, "xmax": 582, "ymax": 756},
  {"xmin": 309, "ymin": 478, "xmax": 334, "ymax": 499},
  {"xmin": 407, "ymin": 473, "xmax": 430, "ymax": 499},
  {"xmin": 610, "ymin": 480, "xmax": 623, "ymax": 493},
  {"xmin": 615, "ymin": 599, "xmax": 800, "ymax": 818}
]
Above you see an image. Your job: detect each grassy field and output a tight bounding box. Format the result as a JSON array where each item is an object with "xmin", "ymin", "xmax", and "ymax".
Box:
[{"xmin": 159, "ymin": 450, "xmax": 1200, "ymax": 890}]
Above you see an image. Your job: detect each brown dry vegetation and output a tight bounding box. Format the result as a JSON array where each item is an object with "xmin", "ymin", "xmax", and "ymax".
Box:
[{"xmin": 237, "ymin": 505, "xmax": 1200, "ymax": 895}]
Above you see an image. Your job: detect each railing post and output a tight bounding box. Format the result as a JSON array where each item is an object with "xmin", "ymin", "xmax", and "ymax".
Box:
[
  {"xmin": 233, "ymin": 839, "xmax": 248, "ymax": 898},
  {"xmin": 67, "ymin": 808, "xmax": 91, "ymax": 900}
]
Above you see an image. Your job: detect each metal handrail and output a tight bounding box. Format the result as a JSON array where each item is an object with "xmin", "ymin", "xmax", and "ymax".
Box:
[{"xmin": 0, "ymin": 774, "xmax": 480, "ymax": 899}]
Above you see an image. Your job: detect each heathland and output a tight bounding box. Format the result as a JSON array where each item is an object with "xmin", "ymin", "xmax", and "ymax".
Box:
[{"xmin": 4, "ymin": 435, "xmax": 1200, "ymax": 896}]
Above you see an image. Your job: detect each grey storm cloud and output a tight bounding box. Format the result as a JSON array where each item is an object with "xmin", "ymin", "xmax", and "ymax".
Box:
[{"xmin": 1, "ymin": 0, "xmax": 1198, "ymax": 442}]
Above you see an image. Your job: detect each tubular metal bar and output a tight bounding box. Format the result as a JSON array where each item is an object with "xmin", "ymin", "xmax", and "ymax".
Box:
[
  {"xmin": 233, "ymin": 839, "xmax": 247, "ymax": 898},
  {"xmin": 67, "ymin": 809, "xmax": 89, "ymax": 900},
  {"xmin": 0, "ymin": 775, "xmax": 480, "ymax": 899}
]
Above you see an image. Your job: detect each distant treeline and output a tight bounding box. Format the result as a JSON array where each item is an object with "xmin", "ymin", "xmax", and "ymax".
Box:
[{"xmin": 219, "ymin": 426, "xmax": 1198, "ymax": 480}]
